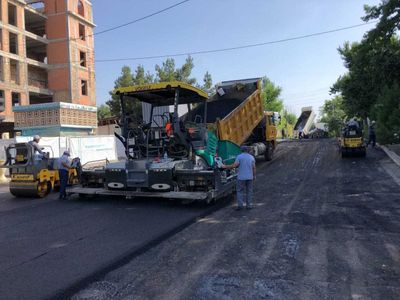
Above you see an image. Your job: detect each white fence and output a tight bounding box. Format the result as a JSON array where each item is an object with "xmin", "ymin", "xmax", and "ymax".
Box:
[
  {"xmin": 0, "ymin": 139, "xmax": 15, "ymax": 161},
  {"xmin": 6, "ymin": 135, "xmax": 120, "ymax": 164}
]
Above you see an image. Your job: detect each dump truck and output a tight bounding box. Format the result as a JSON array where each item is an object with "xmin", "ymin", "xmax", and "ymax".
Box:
[
  {"xmin": 187, "ymin": 78, "xmax": 277, "ymax": 161},
  {"xmin": 1, "ymin": 143, "xmax": 81, "ymax": 197},
  {"xmin": 68, "ymin": 79, "xmax": 276, "ymax": 203},
  {"xmin": 294, "ymin": 107, "xmax": 316, "ymax": 138}
]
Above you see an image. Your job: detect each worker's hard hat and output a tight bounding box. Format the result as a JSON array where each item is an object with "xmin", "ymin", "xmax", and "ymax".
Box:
[
  {"xmin": 33, "ymin": 135, "xmax": 40, "ymax": 140},
  {"xmin": 63, "ymin": 150, "xmax": 70, "ymax": 156}
]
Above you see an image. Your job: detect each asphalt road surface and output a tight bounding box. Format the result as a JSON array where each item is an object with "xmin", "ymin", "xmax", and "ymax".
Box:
[
  {"xmin": 73, "ymin": 139, "xmax": 400, "ymax": 300},
  {"xmin": 0, "ymin": 183, "xmax": 222, "ymax": 299}
]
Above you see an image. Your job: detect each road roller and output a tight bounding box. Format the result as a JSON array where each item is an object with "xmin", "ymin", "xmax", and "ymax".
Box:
[
  {"xmin": 2, "ymin": 143, "xmax": 80, "ymax": 198},
  {"xmin": 340, "ymin": 119, "xmax": 366, "ymax": 158}
]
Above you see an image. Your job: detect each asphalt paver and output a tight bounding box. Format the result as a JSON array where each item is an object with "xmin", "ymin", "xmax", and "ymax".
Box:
[{"xmin": 73, "ymin": 139, "xmax": 400, "ymax": 300}]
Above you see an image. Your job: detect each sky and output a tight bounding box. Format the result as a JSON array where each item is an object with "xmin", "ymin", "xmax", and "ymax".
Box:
[{"xmin": 91, "ymin": 0, "xmax": 381, "ymax": 117}]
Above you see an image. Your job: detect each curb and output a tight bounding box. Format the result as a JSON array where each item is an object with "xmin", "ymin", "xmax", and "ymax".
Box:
[{"xmin": 380, "ymin": 145, "xmax": 400, "ymax": 168}]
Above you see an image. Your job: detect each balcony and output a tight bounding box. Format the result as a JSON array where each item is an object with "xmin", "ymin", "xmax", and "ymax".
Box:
[
  {"xmin": 29, "ymin": 92, "xmax": 52, "ymax": 105},
  {"xmin": 10, "ymin": 59, "xmax": 20, "ymax": 85},
  {"xmin": 26, "ymin": 1, "xmax": 45, "ymax": 14},
  {"xmin": 26, "ymin": 36, "xmax": 47, "ymax": 64},
  {"xmin": 28, "ymin": 65, "xmax": 49, "ymax": 91},
  {"xmin": 25, "ymin": 2, "xmax": 46, "ymax": 37}
]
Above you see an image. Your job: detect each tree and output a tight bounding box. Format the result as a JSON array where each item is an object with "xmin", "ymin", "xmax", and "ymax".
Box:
[
  {"xmin": 106, "ymin": 66, "xmax": 135, "ymax": 117},
  {"xmin": 175, "ymin": 56, "xmax": 196, "ymax": 85},
  {"xmin": 97, "ymin": 104, "xmax": 111, "ymax": 120},
  {"xmin": 362, "ymin": 0, "xmax": 400, "ymax": 41},
  {"xmin": 320, "ymin": 96, "xmax": 346, "ymax": 137},
  {"xmin": 104, "ymin": 57, "xmax": 211, "ymax": 118},
  {"xmin": 261, "ymin": 77, "xmax": 283, "ymax": 112},
  {"xmin": 155, "ymin": 56, "xmax": 196, "ymax": 85},
  {"xmin": 202, "ymin": 71, "xmax": 213, "ymax": 90},
  {"xmin": 155, "ymin": 58, "xmax": 176, "ymax": 82},
  {"xmin": 106, "ymin": 65, "xmax": 154, "ymax": 118},
  {"xmin": 375, "ymin": 84, "xmax": 400, "ymax": 144},
  {"xmin": 285, "ymin": 111, "xmax": 297, "ymax": 125},
  {"xmin": 332, "ymin": 0, "xmax": 400, "ymax": 143}
]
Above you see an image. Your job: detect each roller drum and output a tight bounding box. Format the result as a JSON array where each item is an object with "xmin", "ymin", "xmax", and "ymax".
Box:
[{"xmin": 10, "ymin": 181, "xmax": 51, "ymax": 198}]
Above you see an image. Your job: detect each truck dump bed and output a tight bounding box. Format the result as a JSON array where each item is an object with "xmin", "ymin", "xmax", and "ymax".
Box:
[
  {"xmin": 189, "ymin": 78, "xmax": 264, "ymax": 145},
  {"xmin": 294, "ymin": 107, "xmax": 316, "ymax": 136}
]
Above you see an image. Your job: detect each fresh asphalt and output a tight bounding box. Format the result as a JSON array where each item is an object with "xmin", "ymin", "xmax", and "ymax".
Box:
[
  {"xmin": 0, "ymin": 183, "xmax": 228, "ymax": 299},
  {"xmin": 73, "ymin": 139, "xmax": 400, "ymax": 300},
  {"xmin": 2, "ymin": 139, "xmax": 400, "ymax": 299}
]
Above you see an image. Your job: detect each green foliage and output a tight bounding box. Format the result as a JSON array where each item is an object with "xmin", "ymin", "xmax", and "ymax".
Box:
[
  {"xmin": 97, "ymin": 104, "xmax": 111, "ymax": 120},
  {"xmin": 277, "ymin": 109, "xmax": 297, "ymax": 138},
  {"xmin": 285, "ymin": 112, "xmax": 297, "ymax": 125},
  {"xmin": 375, "ymin": 84, "xmax": 400, "ymax": 144},
  {"xmin": 106, "ymin": 57, "xmax": 210, "ymax": 117},
  {"xmin": 155, "ymin": 56, "xmax": 196, "ymax": 85},
  {"xmin": 362, "ymin": 0, "xmax": 400, "ymax": 40},
  {"xmin": 261, "ymin": 77, "xmax": 283, "ymax": 112},
  {"xmin": 106, "ymin": 65, "xmax": 153, "ymax": 118},
  {"xmin": 332, "ymin": 0, "xmax": 400, "ymax": 143},
  {"xmin": 320, "ymin": 96, "xmax": 346, "ymax": 137},
  {"xmin": 202, "ymin": 71, "xmax": 213, "ymax": 92}
]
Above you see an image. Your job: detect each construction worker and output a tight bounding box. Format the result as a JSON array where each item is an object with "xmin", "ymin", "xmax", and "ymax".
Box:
[
  {"xmin": 367, "ymin": 121, "xmax": 376, "ymax": 147},
  {"xmin": 298, "ymin": 126, "xmax": 303, "ymax": 139},
  {"xmin": 58, "ymin": 150, "xmax": 71, "ymax": 200},
  {"xmin": 29, "ymin": 135, "xmax": 45, "ymax": 162},
  {"xmin": 222, "ymin": 146, "xmax": 256, "ymax": 210}
]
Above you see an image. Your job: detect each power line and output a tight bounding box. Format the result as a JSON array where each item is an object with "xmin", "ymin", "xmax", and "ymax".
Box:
[
  {"xmin": 92, "ymin": 0, "xmax": 191, "ymax": 37},
  {"xmin": 283, "ymin": 87, "xmax": 331, "ymax": 97},
  {"xmin": 284, "ymin": 93, "xmax": 330, "ymax": 102},
  {"xmin": 95, "ymin": 21, "xmax": 377, "ymax": 62}
]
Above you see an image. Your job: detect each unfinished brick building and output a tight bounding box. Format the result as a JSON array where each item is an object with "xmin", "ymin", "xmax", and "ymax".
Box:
[{"xmin": 0, "ymin": 0, "xmax": 96, "ymax": 137}]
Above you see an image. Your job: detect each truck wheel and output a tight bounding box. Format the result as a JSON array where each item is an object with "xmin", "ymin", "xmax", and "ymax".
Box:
[{"xmin": 264, "ymin": 142, "xmax": 273, "ymax": 161}]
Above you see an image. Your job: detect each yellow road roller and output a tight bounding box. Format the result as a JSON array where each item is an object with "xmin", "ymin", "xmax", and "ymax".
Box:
[
  {"xmin": 2, "ymin": 143, "xmax": 80, "ymax": 198},
  {"xmin": 340, "ymin": 119, "xmax": 366, "ymax": 158}
]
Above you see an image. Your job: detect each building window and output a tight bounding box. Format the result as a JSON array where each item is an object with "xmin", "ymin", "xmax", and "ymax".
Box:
[
  {"xmin": 78, "ymin": 0, "xmax": 84, "ymax": 17},
  {"xmin": 9, "ymin": 32, "xmax": 18, "ymax": 55},
  {"xmin": 12, "ymin": 92, "xmax": 20, "ymax": 106},
  {"xmin": 79, "ymin": 24, "xmax": 85, "ymax": 40},
  {"xmin": 81, "ymin": 80, "xmax": 88, "ymax": 96},
  {"xmin": 10, "ymin": 59, "xmax": 19, "ymax": 84},
  {"xmin": 8, "ymin": 3, "xmax": 17, "ymax": 26},
  {"xmin": 0, "ymin": 90, "xmax": 4, "ymax": 112},
  {"xmin": 79, "ymin": 51, "xmax": 86, "ymax": 67},
  {"xmin": 0, "ymin": 57, "xmax": 3, "ymax": 81}
]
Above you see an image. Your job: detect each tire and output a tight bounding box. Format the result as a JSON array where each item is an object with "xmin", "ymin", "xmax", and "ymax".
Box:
[
  {"xmin": 341, "ymin": 150, "xmax": 346, "ymax": 158},
  {"xmin": 37, "ymin": 181, "xmax": 51, "ymax": 198},
  {"xmin": 264, "ymin": 142, "xmax": 274, "ymax": 161}
]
